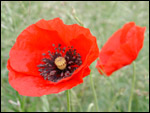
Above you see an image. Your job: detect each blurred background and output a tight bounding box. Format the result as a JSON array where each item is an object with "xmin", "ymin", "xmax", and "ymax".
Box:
[{"xmin": 1, "ymin": 1, "xmax": 149, "ymax": 112}]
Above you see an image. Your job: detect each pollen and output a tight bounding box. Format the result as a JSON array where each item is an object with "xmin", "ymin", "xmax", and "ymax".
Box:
[{"xmin": 54, "ymin": 57, "xmax": 66, "ymax": 70}]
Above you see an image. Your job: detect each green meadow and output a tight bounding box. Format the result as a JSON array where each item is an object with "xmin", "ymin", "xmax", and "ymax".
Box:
[{"xmin": 1, "ymin": 1, "xmax": 149, "ymax": 112}]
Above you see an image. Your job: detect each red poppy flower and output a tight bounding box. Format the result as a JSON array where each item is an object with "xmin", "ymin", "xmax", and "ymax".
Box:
[
  {"xmin": 7, "ymin": 17, "xmax": 99, "ymax": 97},
  {"xmin": 96, "ymin": 22, "xmax": 146, "ymax": 76}
]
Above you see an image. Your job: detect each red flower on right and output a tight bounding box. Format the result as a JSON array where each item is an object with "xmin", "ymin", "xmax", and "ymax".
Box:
[{"xmin": 96, "ymin": 22, "xmax": 146, "ymax": 76}]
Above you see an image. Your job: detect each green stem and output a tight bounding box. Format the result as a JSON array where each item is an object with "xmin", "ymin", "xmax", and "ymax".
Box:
[
  {"xmin": 16, "ymin": 92, "xmax": 25, "ymax": 112},
  {"xmin": 128, "ymin": 62, "xmax": 136, "ymax": 112},
  {"xmin": 21, "ymin": 96, "xmax": 26, "ymax": 112},
  {"xmin": 72, "ymin": 8, "xmax": 84, "ymax": 27},
  {"xmin": 66, "ymin": 90, "xmax": 71, "ymax": 112},
  {"xmin": 90, "ymin": 74, "xmax": 99, "ymax": 112}
]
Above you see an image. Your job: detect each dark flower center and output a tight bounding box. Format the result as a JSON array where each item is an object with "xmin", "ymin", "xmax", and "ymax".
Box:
[{"xmin": 37, "ymin": 44, "xmax": 82, "ymax": 82}]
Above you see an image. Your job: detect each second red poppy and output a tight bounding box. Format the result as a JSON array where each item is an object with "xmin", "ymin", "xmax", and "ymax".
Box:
[{"xmin": 96, "ymin": 22, "xmax": 146, "ymax": 76}]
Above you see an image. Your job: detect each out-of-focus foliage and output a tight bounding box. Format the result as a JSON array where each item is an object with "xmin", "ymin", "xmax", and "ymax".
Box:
[{"xmin": 1, "ymin": 1, "xmax": 149, "ymax": 112}]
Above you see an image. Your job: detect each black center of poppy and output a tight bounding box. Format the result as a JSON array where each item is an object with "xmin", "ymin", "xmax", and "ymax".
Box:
[{"xmin": 37, "ymin": 44, "xmax": 82, "ymax": 82}]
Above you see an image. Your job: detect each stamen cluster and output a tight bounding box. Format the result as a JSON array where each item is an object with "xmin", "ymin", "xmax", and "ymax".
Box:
[{"xmin": 38, "ymin": 44, "xmax": 82, "ymax": 82}]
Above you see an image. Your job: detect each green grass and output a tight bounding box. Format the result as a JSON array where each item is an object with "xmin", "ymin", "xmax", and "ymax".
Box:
[{"xmin": 1, "ymin": 1, "xmax": 149, "ymax": 112}]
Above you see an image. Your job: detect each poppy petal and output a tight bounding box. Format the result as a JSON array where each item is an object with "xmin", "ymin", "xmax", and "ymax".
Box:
[
  {"xmin": 9, "ymin": 24, "xmax": 65, "ymax": 76},
  {"xmin": 8, "ymin": 60, "xmax": 90, "ymax": 96},
  {"xmin": 36, "ymin": 18, "xmax": 99, "ymax": 65},
  {"xmin": 96, "ymin": 22, "xmax": 146, "ymax": 76}
]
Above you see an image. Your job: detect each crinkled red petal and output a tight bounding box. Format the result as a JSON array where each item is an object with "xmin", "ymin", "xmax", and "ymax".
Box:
[
  {"xmin": 35, "ymin": 18, "xmax": 99, "ymax": 66},
  {"xmin": 8, "ymin": 59, "xmax": 90, "ymax": 96},
  {"xmin": 96, "ymin": 22, "xmax": 146, "ymax": 76},
  {"xmin": 9, "ymin": 24, "xmax": 65, "ymax": 76}
]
